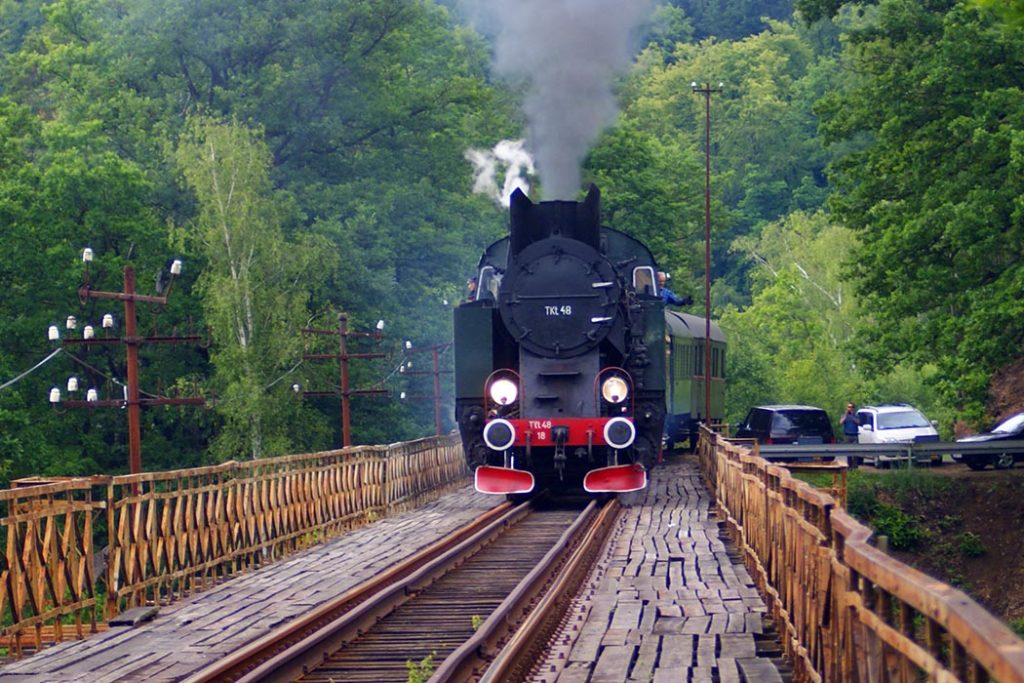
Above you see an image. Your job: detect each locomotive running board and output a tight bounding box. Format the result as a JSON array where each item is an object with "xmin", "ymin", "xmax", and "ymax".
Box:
[
  {"xmin": 583, "ymin": 463, "xmax": 647, "ymax": 493},
  {"xmin": 474, "ymin": 466, "xmax": 536, "ymax": 495}
]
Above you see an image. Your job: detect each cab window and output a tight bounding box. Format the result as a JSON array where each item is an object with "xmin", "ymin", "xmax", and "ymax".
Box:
[
  {"xmin": 477, "ymin": 266, "xmax": 501, "ymax": 302},
  {"xmin": 633, "ymin": 266, "xmax": 656, "ymax": 296}
]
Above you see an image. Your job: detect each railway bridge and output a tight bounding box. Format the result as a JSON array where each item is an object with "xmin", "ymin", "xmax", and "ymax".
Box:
[{"xmin": 0, "ymin": 431, "xmax": 1021, "ymax": 681}]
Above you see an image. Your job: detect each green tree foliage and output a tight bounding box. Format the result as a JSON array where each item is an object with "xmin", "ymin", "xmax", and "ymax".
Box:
[
  {"xmin": 176, "ymin": 118, "xmax": 336, "ymax": 460},
  {"xmin": 816, "ymin": 0, "xmax": 1024, "ymax": 415},
  {"xmin": 586, "ymin": 122, "xmax": 706, "ymax": 300},
  {"xmin": 720, "ymin": 211, "xmax": 861, "ymax": 421},
  {"xmin": 0, "ymin": 0, "xmax": 514, "ymax": 468},
  {"xmin": 618, "ymin": 21, "xmax": 837, "ymax": 305},
  {"xmin": 972, "ymin": 0, "xmax": 1024, "ymax": 28},
  {"xmin": 0, "ymin": 93, "xmax": 196, "ymax": 481},
  {"xmin": 668, "ymin": 0, "xmax": 795, "ymax": 40}
]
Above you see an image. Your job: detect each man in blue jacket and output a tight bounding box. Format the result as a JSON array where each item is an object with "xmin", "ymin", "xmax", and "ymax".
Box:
[{"xmin": 657, "ymin": 271, "xmax": 691, "ymax": 306}]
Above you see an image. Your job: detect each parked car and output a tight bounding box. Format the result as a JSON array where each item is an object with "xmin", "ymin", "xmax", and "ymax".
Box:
[
  {"xmin": 955, "ymin": 412, "xmax": 1024, "ymax": 470},
  {"xmin": 735, "ymin": 405, "xmax": 835, "ymax": 445},
  {"xmin": 855, "ymin": 404, "xmax": 940, "ymax": 467}
]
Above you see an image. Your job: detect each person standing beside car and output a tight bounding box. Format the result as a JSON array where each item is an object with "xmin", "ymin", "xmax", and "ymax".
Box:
[
  {"xmin": 841, "ymin": 403, "xmax": 860, "ymax": 443},
  {"xmin": 842, "ymin": 403, "xmax": 862, "ymax": 468}
]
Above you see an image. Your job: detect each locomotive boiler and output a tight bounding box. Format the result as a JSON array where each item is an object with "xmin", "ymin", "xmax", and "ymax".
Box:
[{"xmin": 453, "ymin": 185, "xmax": 668, "ymax": 495}]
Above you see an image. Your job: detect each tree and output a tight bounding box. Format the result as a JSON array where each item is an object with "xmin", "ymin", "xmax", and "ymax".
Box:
[
  {"xmin": 722, "ymin": 211, "xmax": 863, "ymax": 421},
  {"xmin": 972, "ymin": 0, "xmax": 1024, "ymax": 28},
  {"xmin": 619, "ymin": 21, "xmax": 838, "ymax": 306},
  {"xmin": 176, "ymin": 118, "xmax": 335, "ymax": 460},
  {"xmin": 816, "ymin": 0, "xmax": 1024, "ymax": 415},
  {"xmin": 669, "ymin": 0, "xmax": 795, "ymax": 40}
]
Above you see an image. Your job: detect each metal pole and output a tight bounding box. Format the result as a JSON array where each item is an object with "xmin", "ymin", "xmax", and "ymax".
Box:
[
  {"xmin": 123, "ymin": 267, "xmax": 143, "ymax": 475},
  {"xmin": 703, "ymin": 89, "xmax": 712, "ymax": 425},
  {"xmin": 692, "ymin": 81, "xmax": 721, "ymax": 426},
  {"xmin": 432, "ymin": 346, "xmax": 442, "ymax": 436},
  {"xmin": 338, "ymin": 312, "xmax": 351, "ymax": 447}
]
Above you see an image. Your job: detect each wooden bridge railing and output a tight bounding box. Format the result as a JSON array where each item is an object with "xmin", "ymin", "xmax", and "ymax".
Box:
[
  {"xmin": 698, "ymin": 426, "xmax": 1024, "ymax": 682},
  {"xmin": 0, "ymin": 434, "xmax": 467, "ymax": 657}
]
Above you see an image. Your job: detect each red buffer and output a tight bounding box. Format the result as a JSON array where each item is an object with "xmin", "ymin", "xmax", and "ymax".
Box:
[
  {"xmin": 474, "ymin": 466, "xmax": 535, "ymax": 495},
  {"xmin": 583, "ymin": 463, "xmax": 647, "ymax": 494}
]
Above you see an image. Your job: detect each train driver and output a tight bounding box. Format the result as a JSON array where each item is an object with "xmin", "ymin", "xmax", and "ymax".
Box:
[{"xmin": 657, "ymin": 271, "xmax": 692, "ymax": 306}]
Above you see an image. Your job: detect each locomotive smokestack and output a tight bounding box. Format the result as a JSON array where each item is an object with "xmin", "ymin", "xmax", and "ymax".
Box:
[
  {"xmin": 473, "ymin": 0, "xmax": 653, "ymax": 200},
  {"xmin": 509, "ymin": 185, "xmax": 601, "ymax": 256}
]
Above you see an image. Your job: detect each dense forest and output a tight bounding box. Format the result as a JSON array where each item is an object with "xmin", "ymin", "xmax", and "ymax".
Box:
[{"xmin": 0, "ymin": 0, "xmax": 1021, "ymax": 483}]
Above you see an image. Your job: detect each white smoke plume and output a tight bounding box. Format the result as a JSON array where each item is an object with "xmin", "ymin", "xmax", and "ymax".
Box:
[
  {"xmin": 465, "ymin": 139, "xmax": 535, "ymax": 207},
  {"xmin": 467, "ymin": 0, "xmax": 653, "ymax": 200}
]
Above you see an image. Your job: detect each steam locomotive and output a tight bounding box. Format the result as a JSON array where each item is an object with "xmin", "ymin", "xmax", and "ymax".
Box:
[{"xmin": 453, "ymin": 185, "xmax": 724, "ymax": 495}]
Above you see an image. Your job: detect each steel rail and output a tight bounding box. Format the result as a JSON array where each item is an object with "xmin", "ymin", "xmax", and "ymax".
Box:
[
  {"xmin": 467, "ymin": 497, "xmax": 620, "ymax": 683},
  {"xmin": 182, "ymin": 501, "xmax": 513, "ymax": 683},
  {"xmin": 228, "ymin": 499, "xmax": 536, "ymax": 682}
]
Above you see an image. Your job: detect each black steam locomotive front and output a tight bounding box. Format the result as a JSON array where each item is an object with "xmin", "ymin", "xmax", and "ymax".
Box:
[{"xmin": 454, "ymin": 185, "xmax": 666, "ymax": 495}]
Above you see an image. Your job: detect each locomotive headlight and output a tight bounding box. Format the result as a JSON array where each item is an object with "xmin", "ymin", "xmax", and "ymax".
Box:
[
  {"xmin": 488, "ymin": 378, "xmax": 518, "ymax": 406},
  {"xmin": 604, "ymin": 417, "xmax": 636, "ymax": 449},
  {"xmin": 601, "ymin": 376, "xmax": 629, "ymax": 404},
  {"xmin": 483, "ymin": 418, "xmax": 516, "ymax": 451}
]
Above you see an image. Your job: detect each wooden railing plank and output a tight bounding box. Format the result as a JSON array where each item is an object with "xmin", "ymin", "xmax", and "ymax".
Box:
[
  {"xmin": 699, "ymin": 425, "xmax": 1024, "ymax": 683},
  {"xmin": 0, "ymin": 434, "xmax": 467, "ymax": 656}
]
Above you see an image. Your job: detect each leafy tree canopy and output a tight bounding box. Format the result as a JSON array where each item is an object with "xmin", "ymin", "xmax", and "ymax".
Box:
[{"xmin": 816, "ymin": 0, "xmax": 1024, "ymax": 414}]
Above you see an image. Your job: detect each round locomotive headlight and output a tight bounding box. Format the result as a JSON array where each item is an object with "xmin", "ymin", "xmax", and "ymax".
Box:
[
  {"xmin": 601, "ymin": 376, "xmax": 629, "ymax": 404},
  {"xmin": 604, "ymin": 417, "xmax": 636, "ymax": 449},
  {"xmin": 483, "ymin": 419, "xmax": 516, "ymax": 451},
  {"xmin": 488, "ymin": 377, "xmax": 518, "ymax": 406}
]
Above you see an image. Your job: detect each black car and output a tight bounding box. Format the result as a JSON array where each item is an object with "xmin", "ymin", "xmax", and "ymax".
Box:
[
  {"xmin": 734, "ymin": 405, "xmax": 836, "ymax": 445},
  {"xmin": 955, "ymin": 412, "xmax": 1024, "ymax": 470}
]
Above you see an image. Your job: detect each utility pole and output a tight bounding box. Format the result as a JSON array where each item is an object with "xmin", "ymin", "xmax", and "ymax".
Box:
[
  {"xmin": 301, "ymin": 313, "xmax": 387, "ymax": 447},
  {"xmin": 51, "ymin": 253, "xmax": 204, "ymax": 475},
  {"xmin": 400, "ymin": 342, "xmax": 452, "ymax": 436},
  {"xmin": 692, "ymin": 81, "xmax": 722, "ymax": 426}
]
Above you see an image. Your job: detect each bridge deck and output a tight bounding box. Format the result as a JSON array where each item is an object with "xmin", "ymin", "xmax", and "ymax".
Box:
[
  {"xmin": 533, "ymin": 458, "xmax": 785, "ymax": 682},
  {"xmin": 0, "ymin": 459, "xmax": 786, "ymax": 683},
  {"xmin": 0, "ymin": 488, "xmax": 495, "ymax": 682}
]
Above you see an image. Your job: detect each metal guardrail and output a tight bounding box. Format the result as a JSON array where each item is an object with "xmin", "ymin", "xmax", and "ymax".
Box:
[{"xmin": 756, "ymin": 439, "xmax": 1024, "ymax": 461}]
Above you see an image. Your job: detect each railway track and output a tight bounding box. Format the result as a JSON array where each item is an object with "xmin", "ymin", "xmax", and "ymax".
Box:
[{"xmin": 184, "ymin": 496, "xmax": 619, "ymax": 683}]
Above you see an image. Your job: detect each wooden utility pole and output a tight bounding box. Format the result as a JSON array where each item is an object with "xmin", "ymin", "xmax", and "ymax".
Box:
[
  {"xmin": 62, "ymin": 265, "xmax": 203, "ymax": 475},
  {"xmin": 401, "ymin": 342, "xmax": 452, "ymax": 436},
  {"xmin": 301, "ymin": 312, "xmax": 387, "ymax": 447}
]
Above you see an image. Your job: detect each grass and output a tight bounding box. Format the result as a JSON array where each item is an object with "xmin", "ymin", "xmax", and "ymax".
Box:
[
  {"xmin": 406, "ymin": 652, "xmax": 435, "ymax": 683},
  {"xmin": 1011, "ymin": 618, "xmax": 1024, "ymax": 638},
  {"xmin": 793, "ymin": 468, "xmax": 944, "ymax": 551}
]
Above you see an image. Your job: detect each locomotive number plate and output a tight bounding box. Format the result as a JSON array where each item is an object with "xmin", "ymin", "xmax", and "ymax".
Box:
[
  {"xmin": 544, "ymin": 305, "xmax": 573, "ymax": 316},
  {"xmin": 509, "ymin": 417, "xmax": 619, "ymax": 446},
  {"xmin": 527, "ymin": 420, "xmax": 554, "ymax": 441}
]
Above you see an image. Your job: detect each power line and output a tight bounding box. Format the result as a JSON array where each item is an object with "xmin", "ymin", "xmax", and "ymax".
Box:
[{"xmin": 0, "ymin": 348, "xmax": 64, "ymax": 392}]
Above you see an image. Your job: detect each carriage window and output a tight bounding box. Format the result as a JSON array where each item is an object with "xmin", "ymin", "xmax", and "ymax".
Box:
[{"xmin": 633, "ymin": 266, "xmax": 656, "ymax": 295}]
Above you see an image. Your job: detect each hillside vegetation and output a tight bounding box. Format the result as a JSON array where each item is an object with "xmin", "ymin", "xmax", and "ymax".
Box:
[{"xmin": 0, "ymin": 0, "xmax": 1021, "ymax": 480}]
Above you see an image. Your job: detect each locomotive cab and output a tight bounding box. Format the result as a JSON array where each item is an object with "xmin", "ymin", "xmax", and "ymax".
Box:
[{"xmin": 454, "ymin": 186, "xmax": 666, "ymax": 495}]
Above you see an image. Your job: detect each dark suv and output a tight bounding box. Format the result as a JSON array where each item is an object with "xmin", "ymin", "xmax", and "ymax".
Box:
[{"xmin": 735, "ymin": 405, "xmax": 836, "ymax": 445}]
